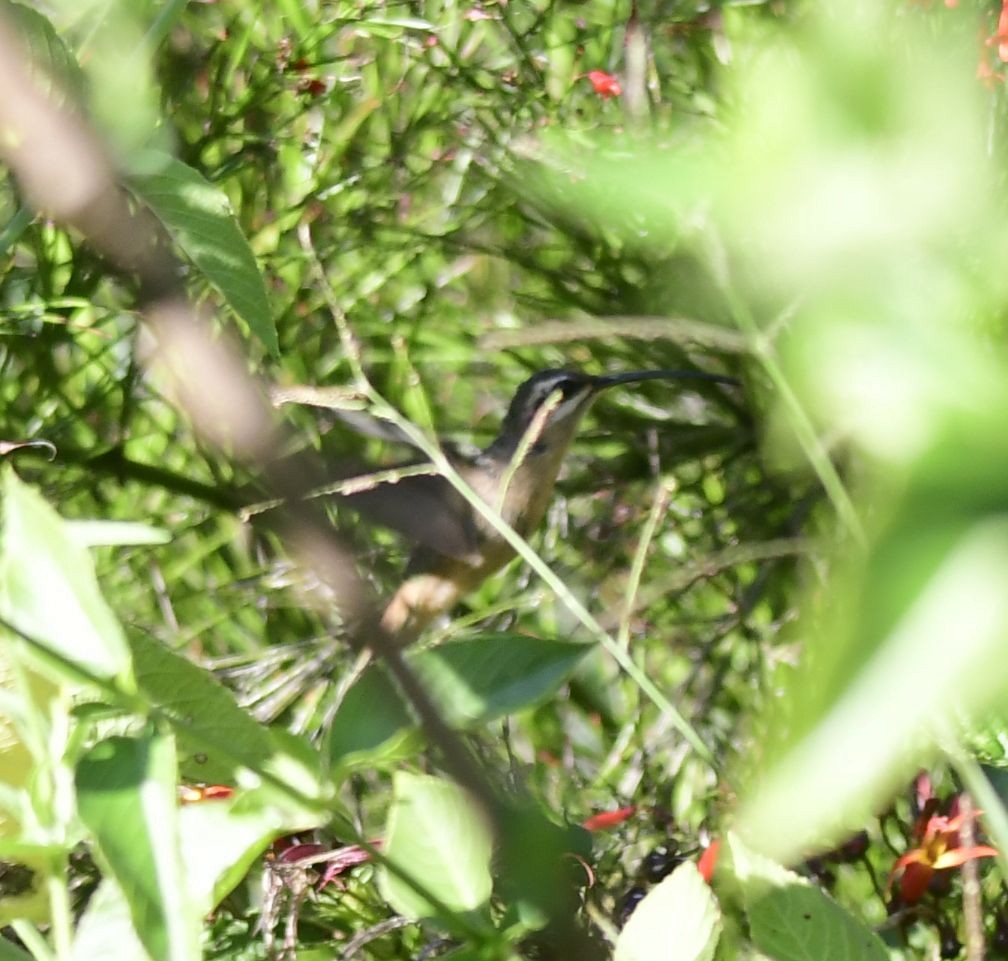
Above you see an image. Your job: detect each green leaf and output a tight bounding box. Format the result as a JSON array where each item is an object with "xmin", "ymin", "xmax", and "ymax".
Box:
[
  {"xmin": 414, "ymin": 635, "xmax": 591, "ymax": 726},
  {"xmin": 75, "ymin": 733, "xmax": 200, "ymax": 961},
  {"xmin": 0, "ymin": 931, "xmax": 33, "ymax": 961},
  {"xmin": 737, "ymin": 516, "xmax": 1008, "ymax": 862},
  {"xmin": 0, "ymin": 471, "xmax": 133, "ymax": 685},
  {"xmin": 378, "ymin": 772, "xmax": 492, "ymax": 919},
  {"xmin": 328, "ymin": 635, "xmax": 590, "ymax": 771},
  {"xmin": 326, "ymin": 667, "xmax": 419, "ymax": 773},
  {"xmin": 66, "ymin": 521, "xmax": 171, "ymax": 547},
  {"xmin": 71, "ymin": 879, "xmax": 148, "ymax": 961},
  {"xmin": 614, "ymin": 862, "xmax": 721, "ymax": 961},
  {"xmin": 127, "ymin": 153, "xmax": 277, "ymax": 356},
  {"xmin": 128, "ymin": 631, "xmax": 321, "ymax": 805},
  {"xmin": 178, "ymin": 789, "xmax": 296, "ymax": 913},
  {"xmin": 729, "ymin": 834, "xmax": 888, "ymax": 961},
  {"xmin": 0, "ymin": 0, "xmax": 86, "ymax": 105}
]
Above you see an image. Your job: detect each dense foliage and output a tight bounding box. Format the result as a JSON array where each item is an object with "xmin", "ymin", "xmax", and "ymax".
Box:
[{"xmin": 3, "ymin": 1, "xmax": 1008, "ymax": 959}]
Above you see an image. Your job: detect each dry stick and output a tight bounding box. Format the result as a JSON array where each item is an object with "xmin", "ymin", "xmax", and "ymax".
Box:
[
  {"xmin": 959, "ymin": 793, "xmax": 986, "ymax": 961},
  {"xmin": 0, "ymin": 17, "xmax": 508, "ymax": 936}
]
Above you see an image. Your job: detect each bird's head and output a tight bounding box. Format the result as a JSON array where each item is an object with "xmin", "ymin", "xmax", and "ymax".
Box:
[{"xmin": 487, "ymin": 366, "xmax": 737, "ymax": 461}]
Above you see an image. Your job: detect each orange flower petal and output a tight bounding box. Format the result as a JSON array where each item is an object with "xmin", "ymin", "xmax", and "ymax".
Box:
[
  {"xmin": 898, "ymin": 861, "xmax": 934, "ymax": 903},
  {"xmin": 582, "ymin": 805, "xmax": 636, "ymax": 831},
  {"xmin": 697, "ymin": 839, "xmax": 721, "ymax": 883},
  {"xmin": 932, "ymin": 845, "xmax": 999, "ymax": 870}
]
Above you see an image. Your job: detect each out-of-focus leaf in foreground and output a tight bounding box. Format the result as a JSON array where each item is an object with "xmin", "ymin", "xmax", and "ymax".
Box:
[
  {"xmin": 522, "ymin": 0, "xmax": 1008, "ymax": 863},
  {"xmin": 0, "ymin": 471, "xmax": 134, "ymax": 687},
  {"xmin": 613, "ymin": 861, "xmax": 721, "ymax": 961},
  {"xmin": 76, "ymin": 733, "xmax": 200, "ymax": 961},
  {"xmin": 729, "ymin": 834, "xmax": 888, "ymax": 961},
  {"xmin": 378, "ymin": 772, "xmax": 493, "ymax": 920}
]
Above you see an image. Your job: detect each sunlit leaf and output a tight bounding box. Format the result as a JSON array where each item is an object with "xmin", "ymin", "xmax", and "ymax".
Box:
[
  {"xmin": 75, "ymin": 733, "xmax": 200, "ymax": 961},
  {"xmin": 66, "ymin": 521, "xmax": 171, "ymax": 547},
  {"xmin": 730, "ymin": 835, "xmax": 888, "ymax": 961},
  {"xmin": 379, "ymin": 772, "xmax": 492, "ymax": 918},
  {"xmin": 614, "ymin": 862, "xmax": 721, "ymax": 961},
  {"xmin": 328, "ymin": 635, "xmax": 589, "ymax": 771},
  {"xmin": 70, "ymin": 879, "xmax": 148, "ymax": 961},
  {"xmin": 0, "ymin": 472, "xmax": 133, "ymax": 685},
  {"xmin": 127, "ymin": 153, "xmax": 278, "ymax": 356}
]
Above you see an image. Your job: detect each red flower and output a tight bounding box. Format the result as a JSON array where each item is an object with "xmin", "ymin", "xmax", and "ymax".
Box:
[
  {"xmin": 582, "ymin": 805, "xmax": 636, "ymax": 832},
  {"xmin": 889, "ymin": 803, "xmax": 996, "ymax": 904},
  {"xmin": 697, "ymin": 839, "xmax": 721, "ymax": 883},
  {"xmin": 178, "ymin": 783, "xmax": 234, "ymax": 804},
  {"xmin": 986, "ymin": 1, "xmax": 1008, "ymax": 63},
  {"xmin": 586, "ymin": 70, "xmax": 622, "ymax": 99}
]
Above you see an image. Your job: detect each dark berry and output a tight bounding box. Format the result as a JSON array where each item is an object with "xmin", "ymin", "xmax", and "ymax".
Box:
[
  {"xmin": 836, "ymin": 831, "xmax": 870, "ymax": 862},
  {"xmin": 617, "ymin": 886, "xmax": 647, "ymax": 928},
  {"xmin": 641, "ymin": 844, "xmax": 683, "ymax": 883},
  {"xmin": 929, "ymin": 870, "xmax": 953, "ymax": 897},
  {"xmin": 940, "ymin": 932, "xmax": 961, "ymax": 959}
]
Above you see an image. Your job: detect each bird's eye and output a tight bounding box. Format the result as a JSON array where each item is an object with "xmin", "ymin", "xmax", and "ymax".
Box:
[{"xmin": 553, "ymin": 379, "xmax": 583, "ymax": 401}]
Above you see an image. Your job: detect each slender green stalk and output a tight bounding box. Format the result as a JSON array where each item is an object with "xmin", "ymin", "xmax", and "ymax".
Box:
[
  {"xmin": 618, "ymin": 480, "xmax": 671, "ymax": 651},
  {"xmin": 44, "ymin": 867, "xmax": 72, "ymax": 961},
  {"xmin": 948, "ymin": 746, "xmax": 1008, "ymax": 882},
  {"xmin": 9, "ymin": 922, "xmax": 53, "ymax": 961},
  {"xmin": 718, "ymin": 275, "xmax": 866, "ymax": 548}
]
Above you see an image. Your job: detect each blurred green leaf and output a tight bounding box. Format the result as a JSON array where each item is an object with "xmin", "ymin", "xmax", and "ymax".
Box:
[
  {"xmin": 129, "ymin": 631, "xmax": 323, "ymax": 808},
  {"xmin": 43, "ymin": 0, "xmax": 163, "ymax": 153},
  {"xmin": 0, "ymin": 471, "xmax": 133, "ymax": 686},
  {"xmin": 66, "ymin": 520, "xmax": 171, "ymax": 547},
  {"xmin": 614, "ymin": 862, "xmax": 721, "ymax": 961},
  {"xmin": 0, "ymin": 933, "xmax": 33, "ymax": 961},
  {"xmin": 0, "ymin": 0, "xmax": 86, "ymax": 104},
  {"xmin": 328, "ymin": 635, "xmax": 590, "ymax": 771},
  {"xmin": 327, "ymin": 666, "xmax": 419, "ymax": 773},
  {"xmin": 729, "ymin": 834, "xmax": 887, "ymax": 961},
  {"xmin": 378, "ymin": 772, "xmax": 493, "ymax": 919},
  {"xmin": 75, "ymin": 732, "xmax": 200, "ymax": 961},
  {"xmin": 415, "ymin": 635, "xmax": 591, "ymax": 725},
  {"xmin": 179, "ymin": 789, "xmax": 299, "ymax": 913},
  {"xmin": 738, "ymin": 517, "xmax": 1008, "ymax": 861},
  {"xmin": 127, "ymin": 153, "xmax": 278, "ymax": 356},
  {"xmin": 71, "ymin": 879, "xmax": 148, "ymax": 961}
]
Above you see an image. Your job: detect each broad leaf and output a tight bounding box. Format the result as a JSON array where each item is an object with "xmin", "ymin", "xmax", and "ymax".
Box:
[
  {"xmin": 414, "ymin": 635, "xmax": 590, "ymax": 726},
  {"xmin": 0, "ymin": 472, "xmax": 133, "ymax": 685},
  {"xmin": 378, "ymin": 772, "xmax": 492, "ymax": 919},
  {"xmin": 71, "ymin": 880, "xmax": 148, "ymax": 961},
  {"xmin": 127, "ymin": 153, "xmax": 277, "ymax": 355},
  {"xmin": 129, "ymin": 630, "xmax": 323, "ymax": 808},
  {"xmin": 737, "ymin": 517, "xmax": 1008, "ymax": 862},
  {"xmin": 0, "ymin": 0, "xmax": 86, "ymax": 105},
  {"xmin": 730, "ymin": 835, "xmax": 888, "ymax": 961},
  {"xmin": 179, "ymin": 789, "xmax": 298, "ymax": 913},
  {"xmin": 614, "ymin": 862, "xmax": 721, "ymax": 961},
  {"xmin": 328, "ymin": 635, "xmax": 589, "ymax": 770},
  {"xmin": 327, "ymin": 667, "xmax": 419, "ymax": 773},
  {"xmin": 76, "ymin": 733, "xmax": 200, "ymax": 961}
]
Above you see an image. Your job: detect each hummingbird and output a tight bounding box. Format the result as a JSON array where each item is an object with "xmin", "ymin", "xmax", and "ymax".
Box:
[{"xmin": 332, "ymin": 367, "xmax": 739, "ymax": 643}]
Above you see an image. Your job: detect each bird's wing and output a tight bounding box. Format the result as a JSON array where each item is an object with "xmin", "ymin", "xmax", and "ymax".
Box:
[
  {"xmin": 339, "ymin": 471, "xmax": 480, "ymax": 560},
  {"xmin": 328, "ymin": 409, "xmax": 426, "ymax": 450}
]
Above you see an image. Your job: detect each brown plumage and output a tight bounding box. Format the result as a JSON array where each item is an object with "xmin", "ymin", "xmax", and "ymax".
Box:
[{"xmin": 338, "ymin": 368, "xmax": 737, "ymax": 643}]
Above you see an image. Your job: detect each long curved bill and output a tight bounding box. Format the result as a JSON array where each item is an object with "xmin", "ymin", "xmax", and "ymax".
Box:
[{"xmin": 592, "ymin": 368, "xmax": 740, "ymax": 391}]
